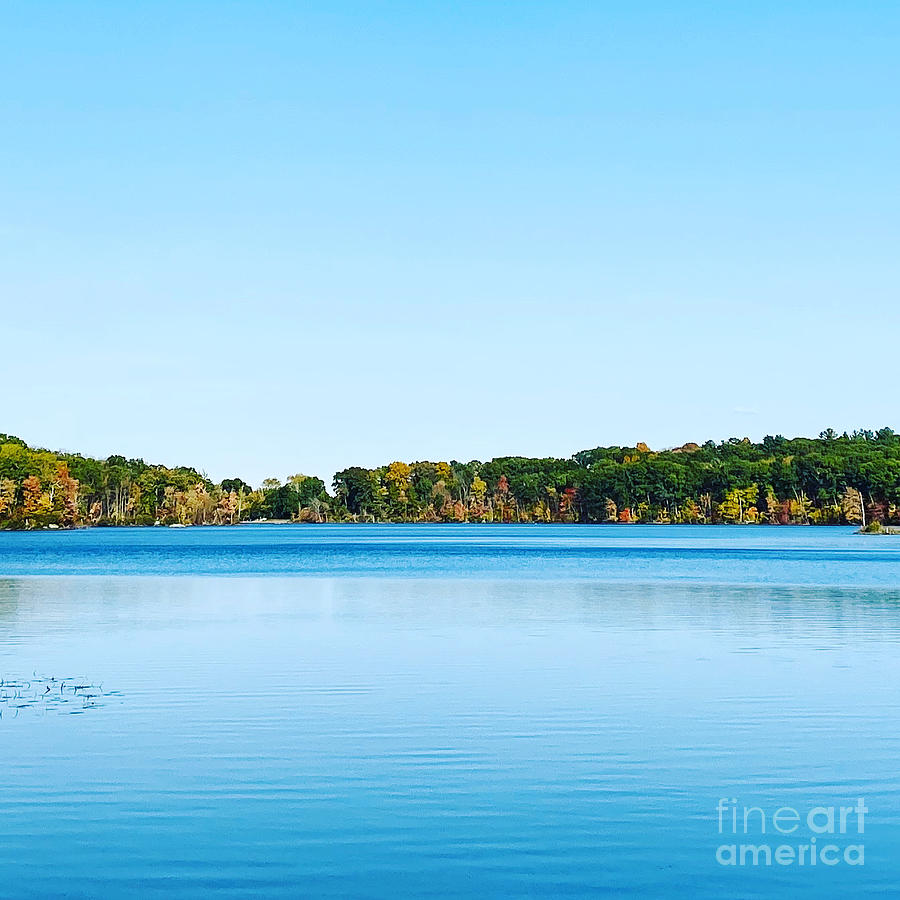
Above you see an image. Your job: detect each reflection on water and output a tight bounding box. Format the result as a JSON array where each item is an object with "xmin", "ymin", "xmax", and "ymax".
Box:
[
  {"xmin": 0, "ymin": 523, "xmax": 898, "ymax": 586},
  {"xmin": 0, "ymin": 529, "xmax": 899, "ymax": 897}
]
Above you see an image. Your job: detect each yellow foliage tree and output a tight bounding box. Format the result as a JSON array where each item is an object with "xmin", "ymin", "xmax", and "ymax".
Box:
[{"xmin": 719, "ymin": 486, "xmax": 758, "ymax": 523}]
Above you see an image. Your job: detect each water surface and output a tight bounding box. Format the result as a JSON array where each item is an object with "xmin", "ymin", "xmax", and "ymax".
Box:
[{"xmin": 1, "ymin": 526, "xmax": 898, "ymax": 897}]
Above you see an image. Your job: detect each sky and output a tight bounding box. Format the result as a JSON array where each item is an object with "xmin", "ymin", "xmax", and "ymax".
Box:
[{"xmin": 1, "ymin": 1, "xmax": 898, "ymax": 486}]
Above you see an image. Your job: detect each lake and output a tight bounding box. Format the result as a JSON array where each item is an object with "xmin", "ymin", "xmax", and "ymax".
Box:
[{"xmin": 1, "ymin": 525, "xmax": 898, "ymax": 897}]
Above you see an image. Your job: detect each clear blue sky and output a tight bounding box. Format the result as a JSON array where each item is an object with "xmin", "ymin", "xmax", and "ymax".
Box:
[{"xmin": 2, "ymin": 2, "xmax": 897, "ymax": 485}]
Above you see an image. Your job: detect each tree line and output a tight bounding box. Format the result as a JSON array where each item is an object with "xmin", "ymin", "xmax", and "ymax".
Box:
[{"xmin": 1, "ymin": 429, "xmax": 898, "ymax": 529}]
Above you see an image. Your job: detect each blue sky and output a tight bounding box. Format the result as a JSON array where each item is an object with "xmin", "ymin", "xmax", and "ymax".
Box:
[{"xmin": 1, "ymin": 2, "xmax": 897, "ymax": 485}]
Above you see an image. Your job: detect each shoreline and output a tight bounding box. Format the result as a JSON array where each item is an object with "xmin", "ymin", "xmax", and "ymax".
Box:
[{"xmin": 1, "ymin": 520, "xmax": 882, "ymax": 533}]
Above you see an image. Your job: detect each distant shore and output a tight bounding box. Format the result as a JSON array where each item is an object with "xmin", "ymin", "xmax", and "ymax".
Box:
[{"xmin": 2, "ymin": 429, "xmax": 899, "ymax": 530}]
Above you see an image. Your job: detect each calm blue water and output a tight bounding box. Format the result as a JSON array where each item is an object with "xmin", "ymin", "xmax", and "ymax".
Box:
[{"xmin": 1, "ymin": 525, "xmax": 898, "ymax": 897}]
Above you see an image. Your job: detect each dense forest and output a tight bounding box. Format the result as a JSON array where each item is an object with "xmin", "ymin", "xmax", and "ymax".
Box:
[{"xmin": 1, "ymin": 429, "xmax": 899, "ymax": 529}]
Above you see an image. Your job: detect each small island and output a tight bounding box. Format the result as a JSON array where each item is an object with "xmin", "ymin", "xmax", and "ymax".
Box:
[{"xmin": 859, "ymin": 522, "xmax": 900, "ymax": 535}]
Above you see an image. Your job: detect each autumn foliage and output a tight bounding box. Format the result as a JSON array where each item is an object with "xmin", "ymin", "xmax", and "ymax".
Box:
[{"xmin": 1, "ymin": 429, "xmax": 899, "ymax": 528}]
